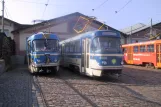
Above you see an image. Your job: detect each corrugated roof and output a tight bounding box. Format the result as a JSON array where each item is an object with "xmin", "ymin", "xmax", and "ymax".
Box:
[
  {"xmin": 120, "ymin": 23, "xmax": 147, "ymax": 34},
  {"xmin": 120, "ymin": 21, "xmax": 161, "ymax": 35}
]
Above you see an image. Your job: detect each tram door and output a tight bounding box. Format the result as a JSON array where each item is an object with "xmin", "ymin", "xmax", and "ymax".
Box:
[
  {"xmin": 156, "ymin": 44, "xmax": 161, "ymax": 67},
  {"xmin": 81, "ymin": 38, "xmax": 90, "ymax": 73},
  {"xmin": 61, "ymin": 44, "xmax": 65, "ymax": 66},
  {"xmin": 127, "ymin": 46, "xmax": 133, "ymax": 64}
]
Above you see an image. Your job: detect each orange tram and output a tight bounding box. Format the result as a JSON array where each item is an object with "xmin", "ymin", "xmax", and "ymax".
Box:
[{"xmin": 122, "ymin": 39, "xmax": 161, "ymax": 69}]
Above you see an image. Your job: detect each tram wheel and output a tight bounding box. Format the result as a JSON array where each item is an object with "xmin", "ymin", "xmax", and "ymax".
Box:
[
  {"xmin": 52, "ymin": 66, "xmax": 59, "ymax": 75},
  {"xmin": 145, "ymin": 64, "xmax": 149, "ymax": 68},
  {"xmin": 56, "ymin": 66, "xmax": 59, "ymax": 72}
]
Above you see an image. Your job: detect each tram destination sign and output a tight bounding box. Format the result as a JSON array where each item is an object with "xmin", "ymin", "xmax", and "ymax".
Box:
[{"xmin": 102, "ymin": 32, "xmax": 117, "ymax": 36}]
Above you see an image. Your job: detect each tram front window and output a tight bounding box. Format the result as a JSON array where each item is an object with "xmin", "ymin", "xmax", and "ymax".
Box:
[
  {"xmin": 92, "ymin": 36, "xmax": 121, "ymax": 53},
  {"xmin": 33, "ymin": 39, "xmax": 59, "ymax": 52}
]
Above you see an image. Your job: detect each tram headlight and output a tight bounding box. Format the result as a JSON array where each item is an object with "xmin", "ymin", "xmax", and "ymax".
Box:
[
  {"xmin": 102, "ymin": 61, "xmax": 107, "ymax": 65},
  {"xmin": 121, "ymin": 60, "xmax": 124, "ymax": 65},
  {"xmin": 34, "ymin": 59, "xmax": 41, "ymax": 64},
  {"xmin": 91, "ymin": 60, "xmax": 100, "ymax": 66},
  {"xmin": 37, "ymin": 59, "xmax": 41, "ymax": 63},
  {"xmin": 54, "ymin": 59, "xmax": 58, "ymax": 63}
]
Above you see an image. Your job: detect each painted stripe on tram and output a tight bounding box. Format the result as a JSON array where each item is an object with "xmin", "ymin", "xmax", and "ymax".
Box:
[{"xmin": 90, "ymin": 54, "xmax": 123, "ymax": 56}]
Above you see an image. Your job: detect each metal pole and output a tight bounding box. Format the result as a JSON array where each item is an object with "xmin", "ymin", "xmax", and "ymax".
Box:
[
  {"xmin": 130, "ymin": 26, "xmax": 132, "ymax": 43},
  {"xmin": 150, "ymin": 18, "xmax": 153, "ymax": 38},
  {"xmin": 2, "ymin": 0, "xmax": 5, "ymax": 32},
  {"xmin": 151, "ymin": 18, "xmax": 153, "ymax": 29}
]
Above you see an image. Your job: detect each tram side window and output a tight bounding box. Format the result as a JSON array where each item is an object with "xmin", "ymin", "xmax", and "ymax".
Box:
[
  {"xmin": 64, "ymin": 45, "xmax": 67, "ymax": 53},
  {"xmin": 70, "ymin": 42, "xmax": 74, "ymax": 53},
  {"xmin": 63, "ymin": 45, "xmax": 65, "ymax": 53},
  {"xmin": 75, "ymin": 40, "xmax": 80, "ymax": 53},
  {"xmin": 65, "ymin": 44, "xmax": 69, "ymax": 53},
  {"xmin": 133, "ymin": 46, "xmax": 138, "ymax": 53},
  {"xmin": 140, "ymin": 45, "xmax": 146, "ymax": 52},
  {"xmin": 147, "ymin": 44, "xmax": 154, "ymax": 52}
]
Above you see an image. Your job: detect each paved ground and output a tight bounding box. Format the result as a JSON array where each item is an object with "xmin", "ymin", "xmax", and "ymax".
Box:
[
  {"xmin": 0, "ymin": 65, "xmax": 161, "ymax": 107},
  {"xmin": 0, "ymin": 65, "xmax": 33, "ymax": 107},
  {"xmin": 36, "ymin": 67, "xmax": 161, "ymax": 107}
]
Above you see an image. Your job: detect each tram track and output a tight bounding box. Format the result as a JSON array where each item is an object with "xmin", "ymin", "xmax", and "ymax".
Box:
[
  {"xmin": 33, "ymin": 70, "xmax": 98, "ymax": 107},
  {"xmin": 61, "ymin": 69, "xmax": 161, "ymax": 106},
  {"xmin": 57, "ymin": 73, "xmax": 98, "ymax": 107},
  {"xmin": 32, "ymin": 66, "xmax": 161, "ymax": 107},
  {"xmin": 123, "ymin": 64, "xmax": 161, "ymax": 72},
  {"xmin": 88, "ymin": 70, "xmax": 161, "ymax": 106},
  {"xmin": 120, "ymin": 72, "xmax": 161, "ymax": 106},
  {"xmin": 33, "ymin": 75, "xmax": 48, "ymax": 107},
  {"xmin": 122, "ymin": 73, "xmax": 161, "ymax": 106}
]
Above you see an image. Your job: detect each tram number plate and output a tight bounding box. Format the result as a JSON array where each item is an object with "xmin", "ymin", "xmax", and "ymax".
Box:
[{"xmin": 100, "ymin": 56, "xmax": 107, "ymax": 60}]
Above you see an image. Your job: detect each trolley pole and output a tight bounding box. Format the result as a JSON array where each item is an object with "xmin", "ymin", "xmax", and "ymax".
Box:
[{"xmin": 1, "ymin": 0, "xmax": 5, "ymax": 33}]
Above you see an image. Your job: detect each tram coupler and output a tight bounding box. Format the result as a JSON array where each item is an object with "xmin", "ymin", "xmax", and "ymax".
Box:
[
  {"xmin": 39, "ymin": 69, "xmax": 43, "ymax": 73},
  {"xmin": 46, "ymin": 69, "xmax": 51, "ymax": 73}
]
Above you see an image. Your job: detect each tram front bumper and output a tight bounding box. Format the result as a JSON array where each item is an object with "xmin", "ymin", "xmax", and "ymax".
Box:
[
  {"xmin": 32, "ymin": 63, "xmax": 59, "ymax": 67},
  {"xmin": 90, "ymin": 66, "xmax": 123, "ymax": 76}
]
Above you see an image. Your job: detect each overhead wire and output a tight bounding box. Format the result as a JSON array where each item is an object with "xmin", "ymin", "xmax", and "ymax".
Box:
[
  {"xmin": 4, "ymin": 4, "xmax": 12, "ymax": 20},
  {"xmin": 115, "ymin": 0, "xmax": 132, "ymax": 14},
  {"xmin": 12, "ymin": 0, "xmax": 45, "ymax": 4},
  {"xmin": 41, "ymin": 0, "xmax": 49, "ymax": 20},
  {"xmin": 12, "ymin": 0, "xmax": 69, "ymax": 6},
  {"xmin": 4, "ymin": 6, "xmax": 8, "ymax": 18},
  {"xmin": 86, "ymin": 0, "xmax": 110, "ymax": 31},
  {"xmin": 92, "ymin": 0, "xmax": 109, "ymax": 11},
  {"xmin": 0, "ymin": 0, "xmax": 12, "ymax": 19},
  {"xmin": 89, "ymin": 0, "xmax": 109, "ymax": 16}
]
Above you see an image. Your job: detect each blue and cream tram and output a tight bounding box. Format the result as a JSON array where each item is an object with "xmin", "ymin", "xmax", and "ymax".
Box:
[
  {"xmin": 60, "ymin": 30, "xmax": 123, "ymax": 77},
  {"xmin": 26, "ymin": 32, "xmax": 60, "ymax": 74}
]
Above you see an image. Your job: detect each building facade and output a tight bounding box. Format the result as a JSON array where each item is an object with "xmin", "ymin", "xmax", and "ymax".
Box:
[
  {"xmin": 1, "ymin": 12, "xmax": 127, "ymax": 64},
  {"xmin": 121, "ymin": 22, "xmax": 161, "ymax": 43},
  {"xmin": 11, "ymin": 12, "xmax": 127, "ymax": 56}
]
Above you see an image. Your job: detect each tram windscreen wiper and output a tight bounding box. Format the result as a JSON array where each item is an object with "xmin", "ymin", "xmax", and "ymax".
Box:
[{"xmin": 44, "ymin": 39, "xmax": 48, "ymax": 47}]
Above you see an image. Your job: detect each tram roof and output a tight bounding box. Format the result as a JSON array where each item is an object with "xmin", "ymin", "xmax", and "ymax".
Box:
[
  {"xmin": 59, "ymin": 30, "xmax": 120, "ymax": 44},
  {"xmin": 122, "ymin": 39, "xmax": 161, "ymax": 47},
  {"xmin": 27, "ymin": 32, "xmax": 59, "ymax": 41}
]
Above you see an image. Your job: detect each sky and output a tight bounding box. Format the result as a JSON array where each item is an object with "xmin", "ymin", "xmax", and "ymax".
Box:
[{"xmin": 1, "ymin": 0, "xmax": 161, "ymax": 30}]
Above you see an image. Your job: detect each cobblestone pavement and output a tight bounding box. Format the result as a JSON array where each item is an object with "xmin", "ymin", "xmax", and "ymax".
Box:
[
  {"xmin": 1, "ymin": 65, "xmax": 161, "ymax": 107},
  {"xmin": 121, "ymin": 66, "xmax": 161, "ymax": 106},
  {"xmin": 36, "ymin": 66, "xmax": 161, "ymax": 107},
  {"xmin": 0, "ymin": 65, "xmax": 33, "ymax": 107}
]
